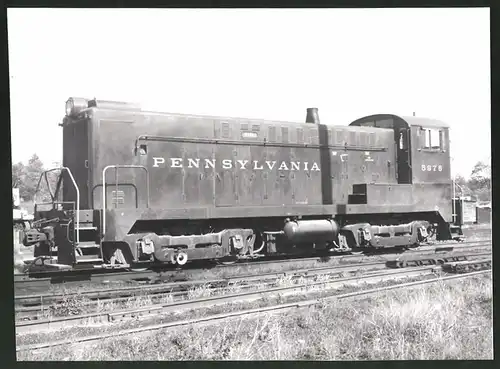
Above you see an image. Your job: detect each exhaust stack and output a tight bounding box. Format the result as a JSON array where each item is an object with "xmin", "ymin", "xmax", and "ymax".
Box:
[{"xmin": 306, "ymin": 107, "xmax": 320, "ymax": 124}]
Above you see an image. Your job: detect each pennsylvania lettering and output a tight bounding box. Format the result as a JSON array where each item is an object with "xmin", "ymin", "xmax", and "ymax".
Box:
[{"xmin": 152, "ymin": 157, "xmax": 321, "ymax": 171}]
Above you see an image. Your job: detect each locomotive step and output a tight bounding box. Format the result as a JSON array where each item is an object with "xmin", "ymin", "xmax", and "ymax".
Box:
[
  {"xmin": 77, "ymin": 226, "xmax": 98, "ymax": 231},
  {"xmin": 75, "ymin": 259, "xmax": 104, "ymax": 264},
  {"xmin": 75, "ymin": 255, "xmax": 103, "ymax": 263},
  {"xmin": 76, "ymin": 241, "xmax": 100, "ymax": 249}
]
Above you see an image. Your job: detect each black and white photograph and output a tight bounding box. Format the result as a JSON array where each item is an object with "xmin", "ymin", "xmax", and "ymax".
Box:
[{"xmin": 9, "ymin": 7, "xmax": 492, "ymax": 361}]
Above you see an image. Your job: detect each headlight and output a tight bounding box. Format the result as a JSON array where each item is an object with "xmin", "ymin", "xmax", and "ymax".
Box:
[
  {"xmin": 65, "ymin": 99, "xmax": 74, "ymax": 116},
  {"xmin": 65, "ymin": 97, "xmax": 89, "ymax": 117}
]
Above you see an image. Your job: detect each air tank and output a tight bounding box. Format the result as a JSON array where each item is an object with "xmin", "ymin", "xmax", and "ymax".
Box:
[
  {"xmin": 306, "ymin": 107, "xmax": 320, "ymax": 124},
  {"xmin": 283, "ymin": 219, "xmax": 339, "ymax": 243}
]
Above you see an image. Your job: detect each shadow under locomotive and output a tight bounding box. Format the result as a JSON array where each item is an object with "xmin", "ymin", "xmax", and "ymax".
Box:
[{"xmin": 21, "ymin": 98, "xmax": 464, "ymax": 273}]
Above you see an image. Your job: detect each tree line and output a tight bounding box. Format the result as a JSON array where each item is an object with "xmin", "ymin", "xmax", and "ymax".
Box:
[
  {"xmin": 12, "ymin": 154, "xmax": 59, "ymax": 203},
  {"xmin": 11, "ymin": 153, "xmax": 491, "ymax": 204},
  {"xmin": 454, "ymin": 161, "xmax": 491, "ymax": 202}
]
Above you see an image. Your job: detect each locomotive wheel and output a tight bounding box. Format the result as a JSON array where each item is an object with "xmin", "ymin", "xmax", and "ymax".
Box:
[
  {"xmin": 129, "ymin": 266, "xmax": 148, "ymax": 272},
  {"xmin": 218, "ymin": 256, "xmax": 238, "ymax": 265}
]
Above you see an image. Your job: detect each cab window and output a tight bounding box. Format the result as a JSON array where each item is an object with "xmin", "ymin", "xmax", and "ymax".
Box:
[{"xmin": 422, "ymin": 128, "xmax": 442, "ymax": 150}]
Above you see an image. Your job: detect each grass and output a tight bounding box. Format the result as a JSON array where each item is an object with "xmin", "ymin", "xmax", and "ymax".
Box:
[
  {"xmin": 17, "ymin": 272, "xmax": 492, "ymax": 360},
  {"xmin": 461, "ymin": 223, "xmax": 491, "ymax": 241}
]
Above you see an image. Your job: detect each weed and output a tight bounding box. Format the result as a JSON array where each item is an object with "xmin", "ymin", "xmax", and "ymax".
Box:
[{"xmin": 17, "ymin": 272, "xmax": 492, "ymax": 361}]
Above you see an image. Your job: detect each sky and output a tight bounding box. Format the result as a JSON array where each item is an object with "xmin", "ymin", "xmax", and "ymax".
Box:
[{"xmin": 7, "ymin": 8, "xmax": 490, "ymax": 177}]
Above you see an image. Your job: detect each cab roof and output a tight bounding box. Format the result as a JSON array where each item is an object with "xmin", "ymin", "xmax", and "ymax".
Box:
[{"xmin": 349, "ymin": 114, "xmax": 450, "ymax": 129}]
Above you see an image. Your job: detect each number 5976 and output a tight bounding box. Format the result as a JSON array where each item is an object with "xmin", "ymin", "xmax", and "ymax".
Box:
[{"xmin": 421, "ymin": 164, "xmax": 443, "ymax": 172}]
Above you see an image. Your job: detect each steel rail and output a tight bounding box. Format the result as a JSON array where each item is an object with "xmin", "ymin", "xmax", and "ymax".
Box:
[
  {"xmin": 15, "ymin": 266, "xmax": 388, "ymax": 319},
  {"xmin": 14, "ymin": 259, "xmax": 409, "ymax": 315},
  {"xmin": 16, "ymin": 269, "xmax": 491, "ymax": 352},
  {"xmin": 13, "ymin": 259, "xmax": 404, "ymax": 307},
  {"xmin": 15, "ymin": 249, "xmax": 492, "ymax": 307},
  {"xmin": 16, "ymin": 252, "xmax": 492, "ymax": 320},
  {"xmin": 15, "ymin": 263, "xmax": 465, "ymax": 334}
]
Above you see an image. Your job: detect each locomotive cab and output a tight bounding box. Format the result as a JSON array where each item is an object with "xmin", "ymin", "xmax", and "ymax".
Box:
[
  {"xmin": 349, "ymin": 114, "xmax": 451, "ymax": 185},
  {"xmin": 349, "ymin": 114, "xmax": 461, "ymax": 240}
]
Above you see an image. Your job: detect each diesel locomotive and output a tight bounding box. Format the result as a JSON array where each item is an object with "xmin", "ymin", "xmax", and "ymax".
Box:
[{"xmin": 23, "ymin": 97, "xmax": 463, "ymax": 270}]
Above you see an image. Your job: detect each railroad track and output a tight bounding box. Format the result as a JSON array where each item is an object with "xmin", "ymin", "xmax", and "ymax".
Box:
[
  {"xmin": 15, "ymin": 265, "xmax": 444, "ymax": 334},
  {"xmin": 15, "ymin": 250, "xmax": 491, "ymax": 315},
  {"xmin": 442, "ymin": 258, "xmax": 492, "ymax": 273},
  {"xmin": 13, "ymin": 258, "xmax": 450, "ymax": 319},
  {"xmin": 14, "ymin": 260, "xmax": 390, "ymax": 309},
  {"xmin": 16, "ymin": 266, "xmax": 491, "ymax": 353},
  {"xmin": 15, "ymin": 253, "xmax": 491, "ymax": 334},
  {"xmin": 14, "ymin": 239, "xmax": 491, "ymax": 295}
]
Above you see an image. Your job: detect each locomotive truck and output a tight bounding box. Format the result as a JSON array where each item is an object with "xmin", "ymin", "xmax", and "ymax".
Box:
[{"xmin": 23, "ymin": 97, "xmax": 463, "ymax": 270}]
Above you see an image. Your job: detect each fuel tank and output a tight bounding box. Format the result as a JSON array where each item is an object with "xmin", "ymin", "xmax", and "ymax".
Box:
[{"xmin": 283, "ymin": 219, "xmax": 339, "ymax": 243}]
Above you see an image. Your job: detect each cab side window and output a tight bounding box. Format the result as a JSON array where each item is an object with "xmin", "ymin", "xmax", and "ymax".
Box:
[{"xmin": 422, "ymin": 128, "xmax": 442, "ymax": 150}]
